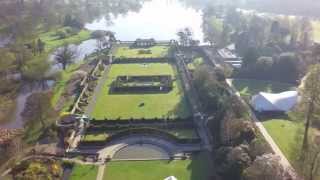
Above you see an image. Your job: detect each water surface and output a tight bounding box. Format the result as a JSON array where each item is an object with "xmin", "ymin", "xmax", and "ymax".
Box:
[{"xmin": 85, "ymin": 0, "xmax": 204, "ymax": 42}]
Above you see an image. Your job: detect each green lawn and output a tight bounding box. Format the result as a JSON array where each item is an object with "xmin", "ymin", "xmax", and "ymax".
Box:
[
  {"xmin": 69, "ymin": 164, "xmax": 98, "ymax": 180},
  {"xmin": 187, "ymin": 57, "xmax": 204, "ymax": 71},
  {"xmin": 82, "ymin": 128, "xmax": 198, "ymax": 142},
  {"xmin": 104, "ymin": 153, "xmax": 212, "ymax": 180},
  {"xmin": 90, "ymin": 63, "xmax": 191, "ymax": 120},
  {"xmin": 230, "ymin": 79, "xmax": 296, "ymax": 97},
  {"xmin": 114, "ymin": 45, "xmax": 169, "ymax": 59},
  {"xmin": 312, "ymin": 20, "xmax": 320, "ymax": 43},
  {"xmin": 82, "ymin": 133, "xmax": 110, "ymax": 142},
  {"xmin": 263, "ymin": 119, "xmax": 303, "ymax": 163},
  {"xmin": 39, "ymin": 27, "xmax": 91, "ymax": 52},
  {"xmin": 168, "ymin": 129, "xmax": 198, "ymax": 139}
]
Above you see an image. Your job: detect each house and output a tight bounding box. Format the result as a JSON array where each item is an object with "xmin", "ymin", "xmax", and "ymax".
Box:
[
  {"xmin": 218, "ymin": 44, "xmax": 242, "ymax": 68},
  {"xmin": 251, "ymin": 91, "xmax": 298, "ymax": 112},
  {"xmin": 133, "ymin": 38, "xmax": 156, "ymax": 47}
]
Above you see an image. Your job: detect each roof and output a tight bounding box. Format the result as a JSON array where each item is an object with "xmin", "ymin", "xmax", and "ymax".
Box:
[
  {"xmin": 218, "ymin": 48, "xmax": 238, "ymax": 59},
  {"xmin": 251, "ymin": 91, "xmax": 298, "ymax": 112}
]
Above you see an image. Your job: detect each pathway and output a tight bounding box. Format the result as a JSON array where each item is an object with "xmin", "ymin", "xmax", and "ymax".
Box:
[
  {"xmin": 226, "ymin": 79, "xmax": 297, "ymax": 174},
  {"xmin": 85, "ymin": 64, "xmax": 111, "ymax": 115},
  {"xmin": 96, "ymin": 164, "xmax": 106, "ymax": 180}
]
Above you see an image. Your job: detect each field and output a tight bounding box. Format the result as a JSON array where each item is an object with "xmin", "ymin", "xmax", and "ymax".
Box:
[
  {"xmin": 312, "ymin": 20, "xmax": 320, "ymax": 43},
  {"xmin": 103, "ymin": 153, "xmax": 211, "ymax": 180},
  {"xmin": 262, "ymin": 119, "xmax": 303, "ymax": 163},
  {"xmin": 114, "ymin": 45, "xmax": 169, "ymax": 58},
  {"xmin": 82, "ymin": 128, "xmax": 198, "ymax": 142},
  {"xmin": 229, "ymin": 79, "xmax": 296, "ymax": 97},
  {"xmin": 69, "ymin": 164, "xmax": 99, "ymax": 180},
  {"xmin": 187, "ymin": 57, "xmax": 204, "ymax": 71},
  {"xmin": 90, "ymin": 63, "xmax": 191, "ymax": 120},
  {"xmin": 263, "ymin": 119, "xmax": 319, "ymax": 166},
  {"xmin": 39, "ymin": 27, "xmax": 91, "ymax": 52}
]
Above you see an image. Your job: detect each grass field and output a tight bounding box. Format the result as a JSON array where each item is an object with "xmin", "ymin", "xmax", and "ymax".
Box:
[
  {"xmin": 187, "ymin": 57, "xmax": 204, "ymax": 71},
  {"xmin": 312, "ymin": 20, "xmax": 320, "ymax": 43},
  {"xmin": 104, "ymin": 153, "xmax": 211, "ymax": 180},
  {"xmin": 82, "ymin": 128, "xmax": 198, "ymax": 142},
  {"xmin": 262, "ymin": 119, "xmax": 303, "ymax": 163},
  {"xmin": 230, "ymin": 79, "xmax": 296, "ymax": 97},
  {"xmin": 114, "ymin": 45, "xmax": 169, "ymax": 59},
  {"xmin": 90, "ymin": 63, "xmax": 191, "ymax": 120},
  {"xmin": 69, "ymin": 164, "xmax": 98, "ymax": 180},
  {"xmin": 263, "ymin": 119, "xmax": 319, "ymax": 165},
  {"xmin": 39, "ymin": 27, "xmax": 91, "ymax": 52}
]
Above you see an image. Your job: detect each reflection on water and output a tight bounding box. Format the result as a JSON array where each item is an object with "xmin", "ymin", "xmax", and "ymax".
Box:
[
  {"xmin": 86, "ymin": 0, "xmax": 204, "ymax": 42},
  {"xmin": 1, "ymin": 82, "xmax": 54, "ymax": 129}
]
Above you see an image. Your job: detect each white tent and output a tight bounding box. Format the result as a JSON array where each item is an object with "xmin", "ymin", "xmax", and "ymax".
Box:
[
  {"xmin": 164, "ymin": 176, "xmax": 178, "ymax": 180},
  {"xmin": 251, "ymin": 91, "xmax": 298, "ymax": 112}
]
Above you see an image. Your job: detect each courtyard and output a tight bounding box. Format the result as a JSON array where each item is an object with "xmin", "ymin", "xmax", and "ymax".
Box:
[{"xmin": 90, "ymin": 63, "xmax": 191, "ymax": 120}]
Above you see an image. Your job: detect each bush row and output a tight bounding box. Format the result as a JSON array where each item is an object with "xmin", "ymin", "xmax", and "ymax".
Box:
[
  {"xmin": 113, "ymin": 57, "xmax": 169, "ymax": 64},
  {"xmin": 89, "ymin": 117, "xmax": 193, "ymax": 125},
  {"xmin": 87, "ymin": 121, "xmax": 195, "ymax": 131},
  {"xmin": 79, "ymin": 127, "xmax": 201, "ymax": 147}
]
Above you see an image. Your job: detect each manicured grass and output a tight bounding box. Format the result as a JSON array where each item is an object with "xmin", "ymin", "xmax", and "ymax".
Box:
[
  {"xmin": 263, "ymin": 119, "xmax": 319, "ymax": 165},
  {"xmin": 230, "ymin": 79, "xmax": 296, "ymax": 97},
  {"xmin": 312, "ymin": 20, "xmax": 320, "ymax": 43},
  {"xmin": 114, "ymin": 45, "xmax": 169, "ymax": 59},
  {"xmin": 168, "ymin": 129, "xmax": 198, "ymax": 139},
  {"xmin": 90, "ymin": 63, "xmax": 191, "ymax": 120},
  {"xmin": 187, "ymin": 57, "xmax": 204, "ymax": 71},
  {"xmin": 82, "ymin": 133, "xmax": 110, "ymax": 142},
  {"xmin": 69, "ymin": 164, "xmax": 98, "ymax": 180},
  {"xmin": 82, "ymin": 128, "xmax": 198, "ymax": 142},
  {"xmin": 51, "ymin": 63, "xmax": 83, "ymax": 106},
  {"xmin": 39, "ymin": 27, "xmax": 91, "ymax": 52},
  {"xmin": 262, "ymin": 119, "xmax": 303, "ymax": 163},
  {"xmin": 104, "ymin": 153, "xmax": 212, "ymax": 180}
]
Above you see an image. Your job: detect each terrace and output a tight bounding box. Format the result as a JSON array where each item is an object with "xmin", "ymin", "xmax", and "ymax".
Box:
[{"xmin": 90, "ymin": 63, "xmax": 191, "ymax": 120}]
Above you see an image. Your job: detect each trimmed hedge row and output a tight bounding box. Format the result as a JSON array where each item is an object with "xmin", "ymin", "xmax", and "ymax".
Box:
[
  {"xmin": 79, "ymin": 127, "xmax": 201, "ymax": 147},
  {"xmin": 112, "ymin": 57, "xmax": 170, "ymax": 64},
  {"xmin": 87, "ymin": 121, "xmax": 195, "ymax": 132},
  {"xmin": 90, "ymin": 117, "xmax": 193, "ymax": 125}
]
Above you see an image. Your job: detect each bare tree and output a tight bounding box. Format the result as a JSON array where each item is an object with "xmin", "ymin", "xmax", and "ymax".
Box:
[
  {"xmin": 300, "ymin": 64, "xmax": 320, "ymax": 150},
  {"xmin": 54, "ymin": 43, "xmax": 78, "ymax": 70}
]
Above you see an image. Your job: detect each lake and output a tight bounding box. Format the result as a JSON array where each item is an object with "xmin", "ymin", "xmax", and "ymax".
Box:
[{"xmin": 85, "ymin": 0, "xmax": 204, "ymax": 43}]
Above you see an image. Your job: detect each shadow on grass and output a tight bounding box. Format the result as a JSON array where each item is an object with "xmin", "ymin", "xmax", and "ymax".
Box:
[{"xmin": 188, "ymin": 152, "xmax": 213, "ymax": 180}]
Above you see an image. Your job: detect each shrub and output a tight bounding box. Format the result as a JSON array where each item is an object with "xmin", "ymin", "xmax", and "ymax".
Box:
[
  {"xmin": 138, "ymin": 49, "xmax": 152, "ymax": 54},
  {"xmin": 56, "ymin": 30, "xmax": 67, "ymax": 39}
]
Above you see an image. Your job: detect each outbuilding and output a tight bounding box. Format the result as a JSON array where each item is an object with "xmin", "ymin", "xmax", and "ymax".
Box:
[{"xmin": 251, "ymin": 91, "xmax": 298, "ymax": 112}]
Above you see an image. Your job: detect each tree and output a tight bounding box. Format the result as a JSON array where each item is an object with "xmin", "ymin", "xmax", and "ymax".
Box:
[
  {"xmin": 22, "ymin": 92, "xmax": 57, "ymax": 129},
  {"xmin": 300, "ymin": 64, "xmax": 320, "ymax": 150},
  {"xmin": 37, "ymin": 38, "xmax": 45, "ymax": 54},
  {"xmin": 21, "ymin": 56, "xmax": 51, "ymax": 84},
  {"xmin": 54, "ymin": 44, "xmax": 78, "ymax": 70},
  {"xmin": 299, "ymin": 17, "xmax": 313, "ymax": 49},
  {"xmin": 300, "ymin": 136, "xmax": 320, "ymax": 180},
  {"xmin": 177, "ymin": 27, "xmax": 194, "ymax": 47},
  {"xmin": 243, "ymin": 154, "xmax": 291, "ymax": 180},
  {"xmin": 193, "ymin": 65, "xmax": 230, "ymax": 114}
]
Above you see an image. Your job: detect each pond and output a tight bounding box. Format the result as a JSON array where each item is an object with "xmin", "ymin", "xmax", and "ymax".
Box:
[{"xmin": 85, "ymin": 0, "xmax": 204, "ymax": 43}]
